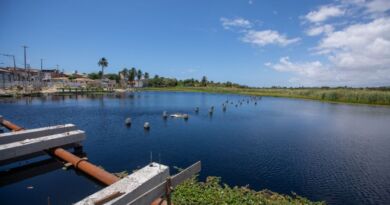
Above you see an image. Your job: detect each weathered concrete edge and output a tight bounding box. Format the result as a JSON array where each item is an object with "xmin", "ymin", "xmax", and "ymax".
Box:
[
  {"xmin": 75, "ymin": 162, "xmax": 170, "ymax": 205},
  {"xmin": 0, "ymin": 123, "xmax": 78, "ymax": 144},
  {"xmin": 0, "ymin": 130, "xmax": 85, "ymax": 161}
]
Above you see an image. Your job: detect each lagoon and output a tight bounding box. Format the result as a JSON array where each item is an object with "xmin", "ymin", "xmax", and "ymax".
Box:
[{"xmin": 0, "ymin": 91, "xmax": 390, "ymax": 205}]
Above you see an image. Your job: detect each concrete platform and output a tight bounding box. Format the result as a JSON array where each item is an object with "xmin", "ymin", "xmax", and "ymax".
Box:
[
  {"xmin": 75, "ymin": 162, "xmax": 169, "ymax": 205},
  {"xmin": 0, "ymin": 124, "xmax": 78, "ymax": 144},
  {"xmin": 0, "ymin": 130, "xmax": 85, "ymax": 162}
]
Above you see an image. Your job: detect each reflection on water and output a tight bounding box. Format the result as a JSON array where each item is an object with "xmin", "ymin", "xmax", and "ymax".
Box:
[
  {"xmin": 0, "ymin": 146, "xmax": 87, "ymax": 187},
  {"xmin": 1, "ymin": 92, "xmax": 390, "ymax": 205}
]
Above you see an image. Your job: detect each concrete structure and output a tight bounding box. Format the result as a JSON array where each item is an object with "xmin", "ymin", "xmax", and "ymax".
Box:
[
  {"xmin": 0, "ymin": 124, "xmax": 78, "ymax": 144},
  {"xmin": 75, "ymin": 162, "xmax": 169, "ymax": 205},
  {"xmin": 0, "ymin": 124, "xmax": 84, "ymax": 163},
  {"xmin": 0, "ymin": 68, "xmax": 13, "ymax": 88},
  {"xmin": 0, "ymin": 118, "xmax": 201, "ymax": 205},
  {"xmin": 0, "ymin": 67, "xmax": 41, "ymax": 89},
  {"xmin": 74, "ymin": 77, "xmax": 96, "ymax": 87},
  {"xmin": 40, "ymin": 69, "xmax": 66, "ymax": 83},
  {"xmin": 99, "ymin": 78, "xmax": 117, "ymax": 89},
  {"xmin": 0, "ymin": 130, "xmax": 85, "ymax": 162},
  {"xmin": 134, "ymin": 79, "xmax": 145, "ymax": 88},
  {"xmin": 129, "ymin": 161, "xmax": 201, "ymax": 205}
]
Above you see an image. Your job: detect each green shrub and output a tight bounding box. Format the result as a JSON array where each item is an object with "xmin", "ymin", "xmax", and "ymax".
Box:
[{"xmin": 173, "ymin": 177, "xmax": 325, "ymax": 205}]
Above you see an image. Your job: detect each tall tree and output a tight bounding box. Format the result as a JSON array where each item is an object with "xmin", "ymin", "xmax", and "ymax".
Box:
[
  {"xmin": 129, "ymin": 67, "xmax": 136, "ymax": 82},
  {"xmin": 201, "ymin": 76, "xmax": 207, "ymax": 86},
  {"xmin": 121, "ymin": 68, "xmax": 128, "ymax": 78},
  {"xmin": 137, "ymin": 69, "xmax": 143, "ymax": 80},
  {"xmin": 98, "ymin": 57, "xmax": 108, "ymax": 79},
  {"xmin": 119, "ymin": 68, "xmax": 128, "ymax": 82},
  {"xmin": 144, "ymin": 72, "xmax": 149, "ymax": 80}
]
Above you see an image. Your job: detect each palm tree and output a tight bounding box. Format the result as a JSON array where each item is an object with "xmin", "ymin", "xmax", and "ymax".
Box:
[
  {"xmin": 129, "ymin": 67, "xmax": 136, "ymax": 82},
  {"xmin": 144, "ymin": 72, "xmax": 149, "ymax": 80},
  {"xmin": 201, "ymin": 76, "xmax": 207, "ymax": 86},
  {"xmin": 98, "ymin": 57, "xmax": 108, "ymax": 79},
  {"xmin": 137, "ymin": 69, "xmax": 143, "ymax": 80},
  {"xmin": 121, "ymin": 68, "xmax": 128, "ymax": 79}
]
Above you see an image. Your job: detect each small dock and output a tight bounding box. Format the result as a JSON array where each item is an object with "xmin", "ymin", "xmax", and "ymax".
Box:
[{"xmin": 0, "ymin": 115, "xmax": 201, "ymax": 205}]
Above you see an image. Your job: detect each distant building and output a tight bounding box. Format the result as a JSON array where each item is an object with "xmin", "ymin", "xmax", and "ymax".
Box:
[
  {"xmin": 134, "ymin": 79, "xmax": 147, "ymax": 88},
  {"xmin": 51, "ymin": 77, "xmax": 70, "ymax": 87},
  {"xmin": 41, "ymin": 69, "xmax": 58, "ymax": 82},
  {"xmin": 0, "ymin": 68, "xmax": 13, "ymax": 88},
  {"xmin": 99, "ymin": 78, "xmax": 117, "ymax": 89},
  {"xmin": 119, "ymin": 72, "xmax": 128, "ymax": 88},
  {"xmin": 73, "ymin": 77, "xmax": 97, "ymax": 87},
  {"xmin": 0, "ymin": 67, "xmax": 40, "ymax": 89}
]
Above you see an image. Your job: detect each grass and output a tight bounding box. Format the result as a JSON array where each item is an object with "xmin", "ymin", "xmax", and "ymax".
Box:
[
  {"xmin": 143, "ymin": 86, "xmax": 390, "ymax": 106},
  {"xmin": 173, "ymin": 177, "xmax": 325, "ymax": 205}
]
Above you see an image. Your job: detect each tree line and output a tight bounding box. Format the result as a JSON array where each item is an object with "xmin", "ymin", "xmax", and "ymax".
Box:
[
  {"xmin": 147, "ymin": 75, "xmax": 246, "ymax": 88},
  {"xmin": 73, "ymin": 57, "xmax": 246, "ymax": 88}
]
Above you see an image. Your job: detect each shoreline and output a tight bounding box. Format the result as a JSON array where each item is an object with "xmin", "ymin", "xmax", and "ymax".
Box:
[
  {"xmin": 0, "ymin": 88, "xmax": 131, "ymax": 98},
  {"xmin": 2, "ymin": 86, "xmax": 390, "ymax": 107},
  {"xmin": 142, "ymin": 87, "xmax": 390, "ymax": 107}
]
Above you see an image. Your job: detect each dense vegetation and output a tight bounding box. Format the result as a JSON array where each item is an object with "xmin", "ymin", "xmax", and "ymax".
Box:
[
  {"xmin": 173, "ymin": 177, "xmax": 324, "ymax": 205},
  {"xmin": 77, "ymin": 64, "xmax": 390, "ymax": 106},
  {"xmin": 145, "ymin": 86, "xmax": 390, "ymax": 105},
  {"xmin": 147, "ymin": 75, "xmax": 244, "ymax": 88}
]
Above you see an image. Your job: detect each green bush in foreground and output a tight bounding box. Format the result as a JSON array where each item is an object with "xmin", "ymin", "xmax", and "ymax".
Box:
[{"xmin": 173, "ymin": 177, "xmax": 325, "ymax": 205}]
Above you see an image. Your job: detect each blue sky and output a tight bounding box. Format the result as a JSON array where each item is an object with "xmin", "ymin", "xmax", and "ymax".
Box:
[{"xmin": 1, "ymin": 0, "xmax": 390, "ymax": 87}]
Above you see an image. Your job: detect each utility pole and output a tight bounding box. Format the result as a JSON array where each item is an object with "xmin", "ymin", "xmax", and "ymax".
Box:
[
  {"xmin": 12, "ymin": 55, "xmax": 16, "ymax": 70},
  {"xmin": 22, "ymin": 45, "xmax": 28, "ymax": 71},
  {"xmin": 22, "ymin": 45, "xmax": 28, "ymax": 90},
  {"xmin": 40, "ymin": 58, "xmax": 44, "ymax": 87},
  {"xmin": 2, "ymin": 53, "xmax": 18, "ymax": 83},
  {"xmin": 0, "ymin": 53, "xmax": 16, "ymax": 70},
  {"xmin": 11, "ymin": 55, "xmax": 16, "ymax": 82}
]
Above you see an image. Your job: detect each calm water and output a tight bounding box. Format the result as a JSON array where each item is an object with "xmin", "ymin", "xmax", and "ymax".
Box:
[{"xmin": 1, "ymin": 91, "xmax": 390, "ymax": 205}]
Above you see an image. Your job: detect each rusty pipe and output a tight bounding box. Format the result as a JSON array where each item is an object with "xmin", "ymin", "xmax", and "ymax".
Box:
[
  {"xmin": 52, "ymin": 148, "xmax": 119, "ymax": 185},
  {"xmin": 1, "ymin": 117, "xmax": 120, "ymax": 186},
  {"xmin": 0, "ymin": 118, "xmax": 24, "ymax": 132}
]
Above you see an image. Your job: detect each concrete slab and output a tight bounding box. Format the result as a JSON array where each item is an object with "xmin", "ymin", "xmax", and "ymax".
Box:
[
  {"xmin": 75, "ymin": 162, "xmax": 169, "ymax": 205},
  {"xmin": 0, "ymin": 124, "xmax": 78, "ymax": 145},
  {"xmin": 0, "ymin": 130, "xmax": 85, "ymax": 161}
]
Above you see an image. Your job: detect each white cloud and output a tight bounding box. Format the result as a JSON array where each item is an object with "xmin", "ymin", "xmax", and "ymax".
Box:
[
  {"xmin": 266, "ymin": 56, "xmax": 390, "ymax": 86},
  {"xmin": 305, "ymin": 5, "xmax": 345, "ymax": 23},
  {"xmin": 323, "ymin": 20, "xmax": 390, "ymax": 73},
  {"xmin": 221, "ymin": 17, "xmax": 299, "ymax": 47},
  {"xmin": 220, "ymin": 17, "xmax": 252, "ymax": 29},
  {"xmin": 268, "ymin": 17, "xmax": 390, "ymax": 86},
  {"xmin": 267, "ymin": 57, "xmax": 331, "ymax": 80},
  {"xmin": 365, "ymin": 0, "xmax": 390, "ymax": 14},
  {"xmin": 339, "ymin": 0, "xmax": 390, "ymax": 16},
  {"xmin": 242, "ymin": 30, "xmax": 300, "ymax": 46},
  {"xmin": 305, "ymin": 24, "xmax": 334, "ymax": 36}
]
